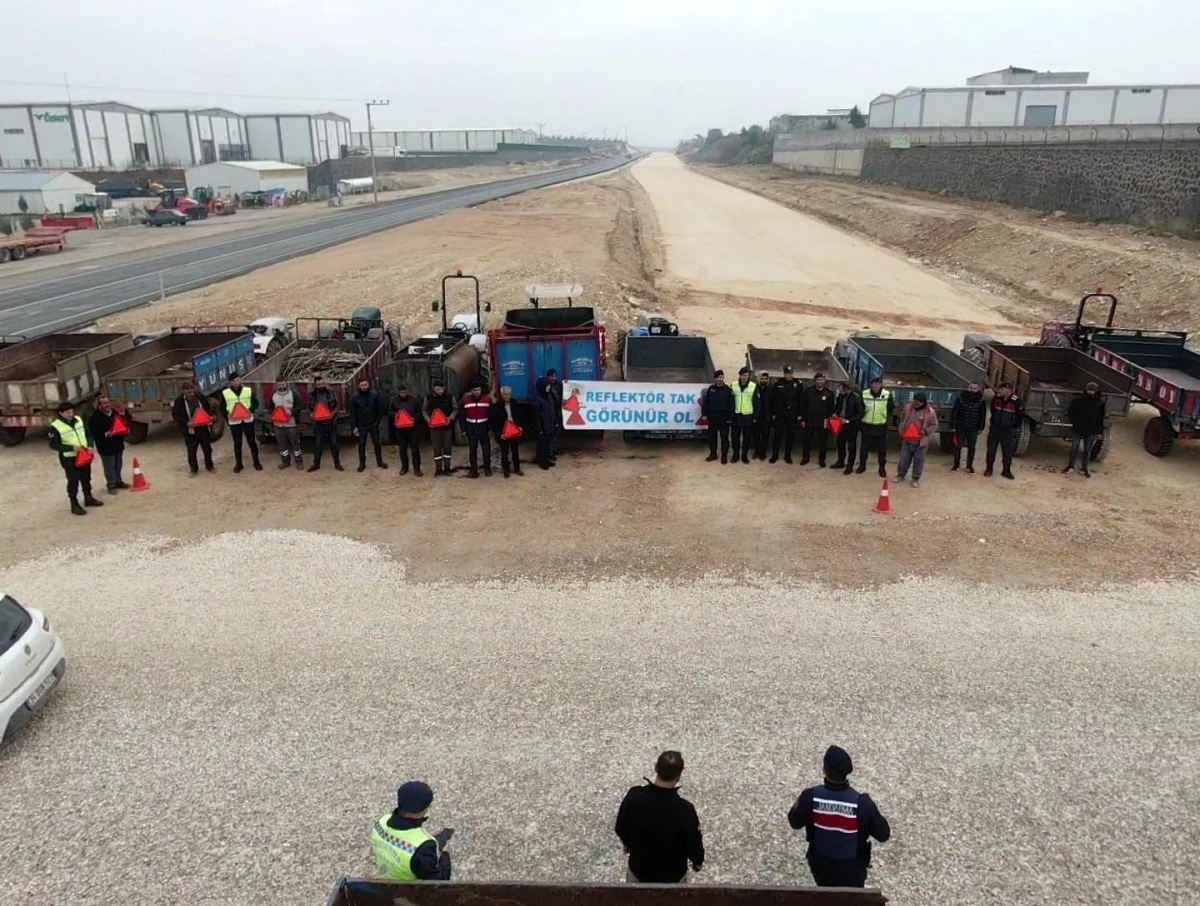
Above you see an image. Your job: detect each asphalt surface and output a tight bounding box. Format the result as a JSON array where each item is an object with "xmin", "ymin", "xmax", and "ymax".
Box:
[{"xmin": 0, "ymin": 155, "xmax": 637, "ymax": 337}]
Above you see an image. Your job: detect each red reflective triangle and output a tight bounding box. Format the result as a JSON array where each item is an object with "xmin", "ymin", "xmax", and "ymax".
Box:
[
  {"xmin": 229, "ymin": 402, "xmax": 252, "ymax": 421},
  {"xmin": 110, "ymin": 414, "xmax": 130, "ymax": 436},
  {"xmin": 271, "ymin": 406, "xmax": 289, "ymax": 424},
  {"xmin": 695, "ymin": 414, "xmax": 708, "ymax": 427},
  {"xmin": 428, "ymin": 409, "xmax": 449, "ymax": 428},
  {"xmin": 828, "ymin": 415, "xmax": 843, "ymax": 436},
  {"xmin": 901, "ymin": 421, "xmax": 922, "ymax": 441},
  {"xmin": 189, "ymin": 405, "xmax": 213, "ymax": 427},
  {"xmin": 394, "ymin": 408, "xmax": 415, "ymax": 428},
  {"xmin": 312, "ymin": 401, "xmax": 333, "ymax": 421},
  {"xmin": 74, "ymin": 447, "xmax": 94, "ymax": 468},
  {"xmin": 501, "ymin": 419, "xmax": 522, "ymax": 440}
]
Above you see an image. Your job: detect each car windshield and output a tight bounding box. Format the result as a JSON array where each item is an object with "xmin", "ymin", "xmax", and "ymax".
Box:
[{"xmin": 0, "ymin": 595, "xmax": 32, "ymax": 657}]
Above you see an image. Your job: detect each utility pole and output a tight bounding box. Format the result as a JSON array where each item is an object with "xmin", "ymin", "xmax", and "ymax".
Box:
[
  {"xmin": 365, "ymin": 99, "xmax": 390, "ymax": 205},
  {"xmin": 535, "ymin": 122, "xmax": 546, "ymax": 139}
]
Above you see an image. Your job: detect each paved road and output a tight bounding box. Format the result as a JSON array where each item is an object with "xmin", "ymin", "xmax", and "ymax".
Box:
[{"xmin": 0, "ymin": 155, "xmax": 637, "ymax": 337}]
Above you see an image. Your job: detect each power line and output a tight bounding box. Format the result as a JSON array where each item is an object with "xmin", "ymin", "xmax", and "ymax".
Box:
[{"xmin": 0, "ymin": 78, "xmax": 367, "ymax": 104}]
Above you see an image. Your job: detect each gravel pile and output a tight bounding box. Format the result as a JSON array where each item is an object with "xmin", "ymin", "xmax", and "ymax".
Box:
[{"xmin": 1, "ymin": 531, "xmax": 1197, "ymax": 906}]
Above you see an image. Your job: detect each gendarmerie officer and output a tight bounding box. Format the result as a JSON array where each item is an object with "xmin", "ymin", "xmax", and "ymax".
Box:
[
  {"xmin": 770, "ymin": 365, "xmax": 803, "ymax": 464},
  {"xmin": 701, "ymin": 370, "xmax": 733, "ymax": 463}
]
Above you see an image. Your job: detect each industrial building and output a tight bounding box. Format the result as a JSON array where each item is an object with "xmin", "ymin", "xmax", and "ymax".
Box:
[
  {"xmin": 348, "ymin": 128, "xmax": 538, "ymax": 153},
  {"xmin": 152, "ymin": 108, "xmax": 249, "ymax": 167},
  {"xmin": 769, "ymin": 109, "xmax": 855, "ymax": 134},
  {"xmin": 0, "ymin": 102, "xmax": 157, "ymax": 170},
  {"xmin": 244, "ymin": 113, "xmax": 351, "ymax": 166},
  {"xmin": 0, "ymin": 171, "xmax": 96, "ymax": 215},
  {"xmin": 869, "ymin": 67, "xmax": 1200, "ymax": 129},
  {"xmin": 184, "ymin": 161, "xmax": 309, "ymax": 198}
]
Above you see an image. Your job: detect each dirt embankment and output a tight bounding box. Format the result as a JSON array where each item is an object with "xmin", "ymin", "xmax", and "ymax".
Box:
[{"xmin": 694, "ymin": 164, "xmax": 1200, "ymax": 336}]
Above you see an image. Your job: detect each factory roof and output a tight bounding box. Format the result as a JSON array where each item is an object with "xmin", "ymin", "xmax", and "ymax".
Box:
[
  {"xmin": 187, "ymin": 160, "xmax": 307, "ymax": 172},
  {"xmin": 0, "ymin": 171, "xmax": 91, "ymax": 190}
]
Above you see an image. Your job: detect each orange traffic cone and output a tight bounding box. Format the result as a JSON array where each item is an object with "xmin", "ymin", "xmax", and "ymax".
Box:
[
  {"xmin": 873, "ymin": 478, "xmax": 892, "ymax": 515},
  {"xmin": 130, "ymin": 457, "xmax": 149, "ymax": 491}
]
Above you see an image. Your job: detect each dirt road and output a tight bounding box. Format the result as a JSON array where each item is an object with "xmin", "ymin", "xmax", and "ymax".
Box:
[{"xmin": 630, "ymin": 154, "xmax": 1021, "ymax": 370}]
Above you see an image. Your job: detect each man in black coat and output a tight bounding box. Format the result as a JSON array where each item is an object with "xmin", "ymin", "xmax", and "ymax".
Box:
[
  {"xmin": 533, "ymin": 379, "xmax": 558, "ymax": 470},
  {"xmin": 87, "ymin": 394, "xmax": 130, "ymax": 493},
  {"xmin": 701, "ymin": 370, "xmax": 734, "ymax": 463},
  {"xmin": 307, "ymin": 375, "xmax": 343, "ymax": 472},
  {"xmin": 615, "ymin": 751, "xmax": 704, "ymax": 884},
  {"xmin": 388, "ymin": 385, "xmax": 423, "ymax": 477},
  {"xmin": 831, "ymin": 381, "xmax": 864, "ymax": 474},
  {"xmin": 753, "ymin": 370, "xmax": 774, "ymax": 459},
  {"xmin": 172, "ymin": 382, "xmax": 216, "ymax": 477},
  {"xmin": 489, "ymin": 385, "xmax": 524, "ymax": 478},
  {"xmin": 770, "ymin": 366, "xmax": 804, "ymax": 464},
  {"xmin": 787, "ymin": 745, "xmax": 891, "ymax": 889},
  {"xmin": 350, "ymin": 377, "xmax": 388, "ymax": 472},
  {"xmin": 950, "ymin": 381, "xmax": 987, "ymax": 473},
  {"xmin": 1064, "ymin": 381, "xmax": 1106, "ymax": 477},
  {"xmin": 801, "ymin": 373, "xmax": 837, "ymax": 467}
]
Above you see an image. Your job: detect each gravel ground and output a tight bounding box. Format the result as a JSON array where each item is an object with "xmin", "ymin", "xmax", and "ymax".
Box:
[{"xmin": 1, "ymin": 531, "xmax": 1197, "ymax": 906}]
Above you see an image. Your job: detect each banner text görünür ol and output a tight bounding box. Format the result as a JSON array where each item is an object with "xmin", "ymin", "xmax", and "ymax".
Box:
[{"xmin": 561, "ymin": 381, "xmax": 709, "ymax": 430}]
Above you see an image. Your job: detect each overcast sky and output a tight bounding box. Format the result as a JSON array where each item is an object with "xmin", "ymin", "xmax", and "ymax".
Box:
[{"xmin": 2, "ymin": 0, "xmax": 1196, "ymax": 146}]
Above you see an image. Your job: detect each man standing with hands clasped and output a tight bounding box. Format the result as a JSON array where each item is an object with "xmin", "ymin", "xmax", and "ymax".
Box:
[{"xmin": 615, "ymin": 751, "xmax": 704, "ymax": 884}]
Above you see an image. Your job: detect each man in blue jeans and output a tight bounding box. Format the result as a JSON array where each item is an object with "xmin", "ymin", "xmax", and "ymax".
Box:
[{"xmin": 1063, "ymin": 381, "xmax": 1106, "ymax": 477}]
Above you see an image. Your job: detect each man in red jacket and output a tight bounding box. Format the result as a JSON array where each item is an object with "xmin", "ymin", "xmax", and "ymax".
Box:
[{"xmin": 460, "ymin": 383, "xmax": 493, "ymax": 478}]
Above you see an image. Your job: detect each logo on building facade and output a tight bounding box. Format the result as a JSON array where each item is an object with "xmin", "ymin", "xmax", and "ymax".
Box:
[{"xmin": 34, "ymin": 112, "xmax": 69, "ymax": 123}]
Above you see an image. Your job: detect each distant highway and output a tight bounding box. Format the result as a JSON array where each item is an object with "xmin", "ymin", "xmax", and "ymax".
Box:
[{"xmin": 0, "ymin": 154, "xmax": 639, "ymax": 337}]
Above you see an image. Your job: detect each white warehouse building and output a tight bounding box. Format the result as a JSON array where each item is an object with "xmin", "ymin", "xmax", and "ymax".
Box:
[
  {"xmin": 0, "ymin": 101, "xmax": 158, "ymax": 170},
  {"xmin": 151, "ymin": 108, "xmax": 249, "ymax": 167},
  {"xmin": 869, "ymin": 67, "xmax": 1200, "ymax": 129},
  {"xmin": 349, "ymin": 128, "xmax": 538, "ymax": 153},
  {"xmin": 184, "ymin": 161, "xmax": 309, "ymax": 198},
  {"xmin": 0, "ymin": 171, "xmax": 97, "ymax": 215},
  {"xmin": 244, "ymin": 113, "xmax": 351, "ymax": 166}
]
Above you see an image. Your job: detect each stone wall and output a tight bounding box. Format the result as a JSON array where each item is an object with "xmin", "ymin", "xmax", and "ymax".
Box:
[{"xmin": 859, "ymin": 142, "xmax": 1200, "ymax": 234}]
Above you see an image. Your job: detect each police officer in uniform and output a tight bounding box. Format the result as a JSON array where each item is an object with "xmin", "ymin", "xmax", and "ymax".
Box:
[
  {"xmin": 49, "ymin": 402, "xmax": 103, "ymax": 516},
  {"xmin": 221, "ymin": 372, "xmax": 262, "ymax": 473},
  {"xmin": 787, "ymin": 745, "xmax": 891, "ymax": 888},
  {"xmin": 770, "ymin": 365, "xmax": 803, "ymax": 464},
  {"xmin": 369, "ymin": 780, "xmax": 453, "ymax": 881},
  {"xmin": 729, "ymin": 367, "xmax": 758, "ymax": 464},
  {"xmin": 856, "ymin": 376, "xmax": 893, "ymax": 477},
  {"xmin": 701, "ymin": 370, "xmax": 733, "ymax": 463}
]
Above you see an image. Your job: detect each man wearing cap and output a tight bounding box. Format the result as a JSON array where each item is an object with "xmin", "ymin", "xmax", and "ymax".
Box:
[
  {"xmin": 87, "ymin": 394, "xmax": 129, "ymax": 494},
  {"xmin": 460, "ymin": 382, "xmax": 494, "ymax": 479},
  {"xmin": 754, "ymin": 370, "xmax": 774, "ymax": 460},
  {"xmin": 49, "ymin": 402, "xmax": 103, "ymax": 516},
  {"xmin": 369, "ymin": 780, "xmax": 453, "ymax": 881},
  {"xmin": 1064, "ymin": 381, "xmax": 1106, "ymax": 477},
  {"xmin": 270, "ymin": 379, "xmax": 303, "ymax": 470},
  {"xmin": 615, "ymin": 750, "xmax": 705, "ymax": 883},
  {"xmin": 220, "ymin": 372, "xmax": 263, "ymax": 474},
  {"xmin": 831, "ymin": 380, "xmax": 864, "ymax": 475},
  {"xmin": 730, "ymin": 367, "xmax": 758, "ymax": 464},
  {"xmin": 787, "ymin": 745, "xmax": 891, "ymax": 889},
  {"xmin": 172, "ymin": 382, "xmax": 217, "ymax": 477},
  {"xmin": 770, "ymin": 365, "xmax": 803, "ymax": 464},
  {"xmin": 801, "ymin": 372, "xmax": 837, "ymax": 467},
  {"xmin": 985, "ymin": 380, "xmax": 1023, "ymax": 479},
  {"xmin": 857, "ymin": 376, "xmax": 893, "ymax": 477},
  {"xmin": 895, "ymin": 392, "xmax": 939, "ymax": 488},
  {"xmin": 701, "ymin": 370, "xmax": 733, "ymax": 463},
  {"xmin": 424, "ymin": 378, "xmax": 458, "ymax": 476},
  {"xmin": 388, "ymin": 384, "xmax": 423, "ymax": 477}
]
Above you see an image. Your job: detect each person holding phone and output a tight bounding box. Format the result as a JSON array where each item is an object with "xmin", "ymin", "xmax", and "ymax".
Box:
[{"xmin": 369, "ymin": 780, "xmax": 453, "ymax": 881}]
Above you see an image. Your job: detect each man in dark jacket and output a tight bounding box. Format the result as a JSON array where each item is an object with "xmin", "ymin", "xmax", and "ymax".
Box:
[
  {"xmin": 533, "ymin": 379, "xmax": 558, "ymax": 469},
  {"xmin": 307, "ymin": 374, "xmax": 343, "ymax": 472},
  {"xmin": 770, "ymin": 366, "xmax": 804, "ymax": 464},
  {"xmin": 985, "ymin": 380, "xmax": 1023, "ymax": 480},
  {"xmin": 831, "ymin": 381, "xmax": 864, "ymax": 474},
  {"xmin": 802, "ymin": 373, "xmax": 837, "ymax": 467},
  {"xmin": 950, "ymin": 381, "xmax": 987, "ymax": 473},
  {"xmin": 490, "ymin": 385, "xmax": 524, "ymax": 478},
  {"xmin": 544, "ymin": 368, "xmax": 564, "ymax": 464},
  {"xmin": 701, "ymin": 370, "xmax": 734, "ymax": 463},
  {"xmin": 49, "ymin": 401, "xmax": 102, "ymax": 515},
  {"xmin": 388, "ymin": 385, "xmax": 423, "ymax": 477},
  {"xmin": 615, "ymin": 751, "xmax": 704, "ymax": 884},
  {"xmin": 172, "ymin": 382, "xmax": 216, "ymax": 477},
  {"xmin": 857, "ymin": 377, "xmax": 894, "ymax": 477},
  {"xmin": 424, "ymin": 379, "xmax": 459, "ymax": 476},
  {"xmin": 369, "ymin": 780, "xmax": 453, "ymax": 881},
  {"xmin": 754, "ymin": 370, "xmax": 774, "ymax": 459},
  {"xmin": 350, "ymin": 378, "xmax": 388, "ymax": 472},
  {"xmin": 87, "ymin": 394, "xmax": 129, "ymax": 493},
  {"xmin": 1064, "ymin": 381, "xmax": 1106, "ymax": 477},
  {"xmin": 787, "ymin": 745, "xmax": 891, "ymax": 889}
]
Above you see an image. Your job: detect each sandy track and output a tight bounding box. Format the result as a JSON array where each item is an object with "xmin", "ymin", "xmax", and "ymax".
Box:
[{"xmin": 630, "ymin": 154, "xmax": 1021, "ymax": 370}]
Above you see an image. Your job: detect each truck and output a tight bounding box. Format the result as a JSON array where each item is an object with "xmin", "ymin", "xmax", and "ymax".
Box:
[
  {"xmin": 488, "ymin": 284, "xmax": 606, "ymax": 424},
  {"xmin": 0, "ymin": 331, "xmax": 135, "ymax": 446},
  {"xmin": 0, "ymin": 227, "xmax": 69, "ymax": 264},
  {"xmin": 96, "ymin": 329, "xmax": 256, "ymax": 443},
  {"xmin": 243, "ymin": 318, "xmax": 391, "ymax": 440},
  {"xmin": 323, "ymin": 879, "xmax": 886, "ymax": 906},
  {"xmin": 839, "ymin": 337, "xmax": 989, "ymax": 453},
  {"xmin": 745, "ymin": 345, "xmax": 850, "ymax": 384},
  {"xmin": 621, "ymin": 317, "xmax": 715, "ymax": 442},
  {"xmin": 1086, "ymin": 329, "xmax": 1200, "ymax": 456},
  {"xmin": 976, "ymin": 343, "xmax": 1133, "ymax": 459}
]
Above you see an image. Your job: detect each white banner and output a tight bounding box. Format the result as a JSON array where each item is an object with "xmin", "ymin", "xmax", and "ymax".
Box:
[{"xmin": 561, "ymin": 381, "xmax": 709, "ymax": 431}]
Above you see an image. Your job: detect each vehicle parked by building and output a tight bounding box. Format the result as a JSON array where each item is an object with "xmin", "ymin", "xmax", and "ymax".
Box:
[{"xmin": 143, "ymin": 208, "xmax": 189, "ymax": 227}]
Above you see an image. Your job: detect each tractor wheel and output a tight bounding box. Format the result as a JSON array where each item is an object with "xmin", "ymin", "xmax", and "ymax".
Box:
[
  {"xmin": 126, "ymin": 420, "xmax": 150, "ymax": 445},
  {"xmin": 1142, "ymin": 416, "xmax": 1174, "ymax": 457},
  {"xmin": 939, "ymin": 432, "xmax": 956, "ymax": 455},
  {"xmin": 0, "ymin": 247, "xmax": 11, "ymax": 263},
  {"xmin": 1014, "ymin": 418, "xmax": 1033, "ymax": 457},
  {"xmin": 1090, "ymin": 427, "xmax": 1113, "ymax": 462},
  {"xmin": 0, "ymin": 425, "xmax": 27, "ymax": 446},
  {"xmin": 11, "ymin": 245, "xmax": 26, "ymax": 261}
]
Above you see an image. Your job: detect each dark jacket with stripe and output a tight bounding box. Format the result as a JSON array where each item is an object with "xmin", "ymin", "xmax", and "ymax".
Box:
[{"xmin": 788, "ymin": 781, "xmax": 891, "ymax": 865}]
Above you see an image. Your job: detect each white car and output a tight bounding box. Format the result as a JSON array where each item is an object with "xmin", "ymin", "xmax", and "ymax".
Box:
[{"xmin": 1, "ymin": 593, "xmax": 66, "ymax": 742}]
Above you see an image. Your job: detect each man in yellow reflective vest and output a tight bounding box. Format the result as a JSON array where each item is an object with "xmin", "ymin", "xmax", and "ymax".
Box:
[
  {"xmin": 856, "ymin": 376, "xmax": 894, "ymax": 478},
  {"xmin": 220, "ymin": 372, "xmax": 263, "ymax": 473},
  {"xmin": 729, "ymin": 367, "xmax": 759, "ymax": 464},
  {"xmin": 370, "ymin": 780, "xmax": 453, "ymax": 881},
  {"xmin": 48, "ymin": 401, "xmax": 104, "ymax": 516}
]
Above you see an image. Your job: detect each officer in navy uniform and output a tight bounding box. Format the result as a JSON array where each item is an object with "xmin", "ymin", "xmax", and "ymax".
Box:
[{"xmin": 787, "ymin": 745, "xmax": 891, "ymax": 888}]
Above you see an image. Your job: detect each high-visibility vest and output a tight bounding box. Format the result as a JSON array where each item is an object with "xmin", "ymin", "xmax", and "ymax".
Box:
[
  {"xmin": 461, "ymin": 395, "xmax": 490, "ymax": 424},
  {"xmin": 861, "ymin": 389, "xmax": 891, "ymax": 426},
  {"xmin": 369, "ymin": 815, "xmax": 438, "ymax": 881},
  {"xmin": 731, "ymin": 381, "xmax": 757, "ymax": 416},
  {"xmin": 51, "ymin": 417, "xmax": 87, "ymax": 457},
  {"xmin": 223, "ymin": 386, "xmax": 254, "ymax": 424}
]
